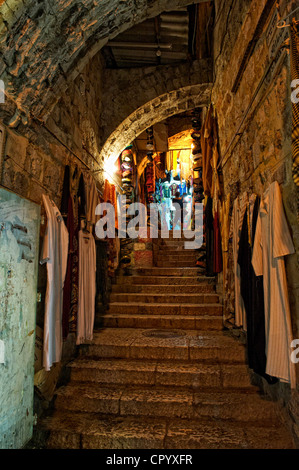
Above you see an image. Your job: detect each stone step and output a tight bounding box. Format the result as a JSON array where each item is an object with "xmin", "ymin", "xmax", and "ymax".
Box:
[
  {"xmin": 157, "ymin": 252, "xmax": 198, "ymax": 259},
  {"xmin": 156, "ymin": 261, "xmax": 197, "ymax": 267},
  {"xmin": 68, "ymin": 359, "xmax": 253, "ymax": 389},
  {"xmin": 134, "ymin": 267, "xmax": 203, "ymax": 276},
  {"xmin": 111, "ymin": 283, "xmax": 215, "ymax": 294},
  {"xmin": 157, "ymin": 250, "xmax": 199, "ymax": 256},
  {"xmin": 109, "ymin": 293, "xmax": 219, "ymax": 305},
  {"xmin": 53, "ymin": 383, "xmax": 279, "ymax": 424},
  {"xmin": 107, "ymin": 303, "xmax": 222, "ymax": 316},
  {"xmin": 81, "ymin": 328, "xmax": 246, "ymax": 363},
  {"xmin": 100, "ymin": 313, "xmax": 223, "ymax": 330},
  {"xmin": 116, "ymin": 275, "xmax": 215, "ymax": 286},
  {"xmin": 41, "ymin": 412, "xmax": 294, "ymax": 449}
]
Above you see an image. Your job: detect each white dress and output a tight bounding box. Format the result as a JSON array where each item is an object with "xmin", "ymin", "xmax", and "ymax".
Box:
[
  {"xmin": 77, "ymin": 230, "xmax": 96, "ymax": 345},
  {"xmin": 252, "ymin": 182, "xmax": 296, "ymax": 388},
  {"xmin": 40, "ymin": 195, "xmax": 69, "ymax": 371}
]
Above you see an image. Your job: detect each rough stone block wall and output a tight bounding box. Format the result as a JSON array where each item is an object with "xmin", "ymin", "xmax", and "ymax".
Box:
[
  {"xmin": 0, "ymin": 49, "xmax": 107, "ymax": 407},
  {"xmin": 212, "ymin": 0, "xmax": 299, "ymax": 439}
]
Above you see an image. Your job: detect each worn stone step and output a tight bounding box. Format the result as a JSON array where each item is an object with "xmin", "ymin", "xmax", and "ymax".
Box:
[
  {"xmin": 134, "ymin": 267, "xmax": 200, "ymax": 276},
  {"xmin": 107, "ymin": 302, "xmax": 222, "ymax": 316},
  {"xmin": 157, "ymin": 249, "xmax": 198, "ymax": 256},
  {"xmin": 157, "ymin": 253, "xmax": 198, "ymax": 260},
  {"xmin": 109, "ymin": 293, "xmax": 219, "ymax": 305},
  {"xmin": 100, "ymin": 313, "xmax": 223, "ymax": 330},
  {"xmin": 116, "ymin": 275, "xmax": 215, "ymax": 286},
  {"xmin": 111, "ymin": 283, "xmax": 215, "ymax": 294},
  {"xmin": 68, "ymin": 359, "xmax": 253, "ymax": 389},
  {"xmin": 53, "ymin": 383, "xmax": 279, "ymax": 423},
  {"xmin": 81, "ymin": 328, "xmax": 246, "ymax": 363},
  {"xmin": 41, "ymin": 412, "xmax": 295, "ymax": 449},
  {"xmin": 156, "ymin": 261, "xmax": 197, "ymax": 267}
]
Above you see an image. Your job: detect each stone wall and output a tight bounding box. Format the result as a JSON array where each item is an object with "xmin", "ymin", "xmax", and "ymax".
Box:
[
  {"xmin": 100, "ymin": 59, "xmax": 213, "ymax": 147},
  {"xmin": 0, "ymin": 0, "xmax": 211, "ymax": 124},
  {"xmin": 0, "ymin": 48, "xmax": 107, "ymax": 411},
  {"xmin": 212, "ymin": 0, "xmax": 299, "ymax": 441}
]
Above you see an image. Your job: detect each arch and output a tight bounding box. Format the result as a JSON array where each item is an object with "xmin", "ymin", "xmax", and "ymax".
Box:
[
  {"xmin": 100, "ymin": 58, "xmax": 213, "ymax": 147},
  {"xmin": 101, "ymin": 82, "xmax": 212, "ymax": 167},
  {"xmin": 0, "ymin": 0, "xmax": 212, "ymax": 120}
]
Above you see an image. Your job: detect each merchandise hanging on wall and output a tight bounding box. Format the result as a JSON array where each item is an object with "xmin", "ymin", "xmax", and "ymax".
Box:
[
  {"xmin": 252, "ymin": 181, "xmax": 296, "ymax": 389},
  {"xmin": 40, "ymin": 194, "xmax": 69, "ymax": 371}
]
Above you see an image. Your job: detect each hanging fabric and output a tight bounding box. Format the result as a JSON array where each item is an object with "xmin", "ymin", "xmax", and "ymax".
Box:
[
  {"xmin": 84, "ymin": 172, "xmax": 99, "ymax": 232},
  {"xmin": 220, "ymin": 193, "xmax": 230, "ymax": 283},
  {"xmin": 252, "ymin": 182, "xmax": 296, "ymax": 388},
  {"xmin": 201, "ymin": 104, "xmax": 214, "ymax": 196},
  {"xmin": 77, "ymin": 230, "xmax": 96, "ymax": 345},
  {"xmin": 40, "ymin": 195, "xmax": 69, "ymax": 371},
  {"xmin": 229, "ymin": 192, "xmax": 247, "ymax": 329},
  {"xmin": 213, "ymin": 199, "xmax": 223, "ymax": 274},
  {"xmin": 205, "ymin": 196, "xmax": 214, "ymax": 277},
  {"xmin": 238, "ymin": 195, "xmax": 277, "ymax": 383}
]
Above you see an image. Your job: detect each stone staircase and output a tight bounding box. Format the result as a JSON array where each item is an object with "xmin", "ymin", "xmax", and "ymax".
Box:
[{"xmin": 39, "ymin": 236, "xmax": 295, "ymax": 449}]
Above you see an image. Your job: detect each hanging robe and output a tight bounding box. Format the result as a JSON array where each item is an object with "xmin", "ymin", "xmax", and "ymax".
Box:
[
  {"xmin": 252, "ymin": 182, "xmax": 296, "ymax": 388},
  {"xmin": 40, "ymin": 195, "xmax": 69, "ymax": 371}
]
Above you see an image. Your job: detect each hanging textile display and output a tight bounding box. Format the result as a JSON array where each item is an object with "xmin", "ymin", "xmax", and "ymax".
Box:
[
  {"xmin": 40, "ymin": 194, "xmax": 69, "ymax": 371},
  {"xmin": 60, "ymin": 165, "xmax": 72, "ymax": 340},
  {"xmin": 213, "ymin": 199, "xmax": 222, "ymax": 274},
  {"xmin": 220, "ymin": 193, "xmax": 230, "ymax": 285},
  {"xmin": 62, "ymin": 188, "xmax": 74, "ymax": 341},
  {"xmin": 201, "ymin": 104, "xmax": 214, "ymax": 196},
  {"xmin": 77, "ymin": 230, "xmax": 96, "ymax": 345},
  {"xmin": 252, "ymin": 181, "xmax": 296, "ymax": 388},
  {"xmin": 84, "ymin": 172, "xmax": 100, "ymax": 232},
  {"xmin": 237, "ymin": 195, "xmax": 277, "ymax": 383},
  {"xmin": 205, "ymin": 196, "xmax": 214, "ymax": 277},
  {"xmin": 229, "ymin": 192, "xmax": 247, "ymax": 329},
  {"xmin": 68, "ymin": 168, "xmax": 81, "ymax": 335},
  {"xmin": 290, "ymin": 23, "xmax": 299, "ymax": 221},
  {"xmin": 120, "ymin": 146, "xmax": 135, "ymax": 271}
]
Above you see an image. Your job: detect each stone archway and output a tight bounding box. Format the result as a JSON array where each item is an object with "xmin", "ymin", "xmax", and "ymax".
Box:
[
  {"xmin": 0, "ymin": 0, "xmax": 212, "ymax": 122},
  {"xmin": 100, "ymin": 82, "xmax": 212, "ymax": 167}
]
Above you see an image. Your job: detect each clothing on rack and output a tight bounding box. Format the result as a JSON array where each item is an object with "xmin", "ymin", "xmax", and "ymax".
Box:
[
  {"xmin": 237, "ymin": 194, "xmax": 273, "ymax": 380},
  {"xmin": 77, "ymin": 230, "xmax": 96, "ymax": 345},
  {"xmin": 40, "ymin": 194, "xmax": 69, "ymax": 371},
  {"xmin": 252, "ymin": 181, "xmax": 296, "ymax": 388}
]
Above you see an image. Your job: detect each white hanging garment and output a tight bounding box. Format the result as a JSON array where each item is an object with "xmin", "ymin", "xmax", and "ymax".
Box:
[
  {"xmin": 252, "ymin": 181, "xmax": 296, "ymax": 388},
  {"xmin": 77, "ymin": 230, "xmax": 96, "ymax": 345},
  {"xmin": 40, "ymin": 195, "xmax": 69, "ymax": 371}
]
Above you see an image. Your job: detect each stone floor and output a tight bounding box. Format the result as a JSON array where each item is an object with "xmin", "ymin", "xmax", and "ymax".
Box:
[{"xmin": 38, "ymin": 238, "xmax": 296, "ymax": 449}]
